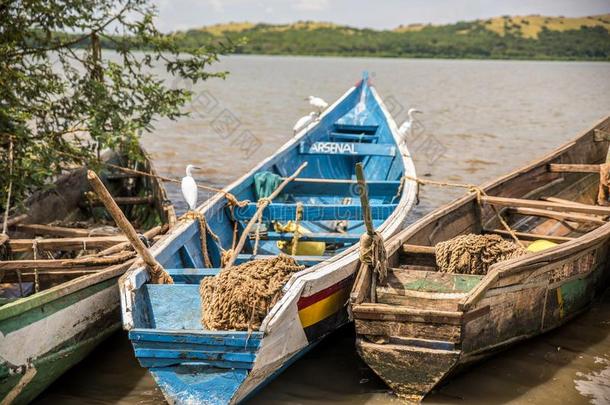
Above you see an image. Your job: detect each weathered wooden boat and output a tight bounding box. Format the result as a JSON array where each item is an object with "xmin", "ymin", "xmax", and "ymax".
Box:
[
  {"xmin": 351, "ymin": 116, "xmax": 610, "ymax": 401},
  {"xmin": 0, "ymin": 146, "xmax": 176, "ymax": 404},
  {"xmin": 119, "ymin": 72, "xmax": 418, "ymax": 403}
]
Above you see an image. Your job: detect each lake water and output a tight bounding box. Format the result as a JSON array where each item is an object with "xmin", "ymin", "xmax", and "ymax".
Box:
[{"xmin": 35, "ymin": 55, "xmax": 610, "ymax": 404}]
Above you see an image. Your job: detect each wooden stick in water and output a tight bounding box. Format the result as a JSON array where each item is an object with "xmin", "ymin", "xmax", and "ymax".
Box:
[
  {"xmin": 224, "ymin": 162, "xmax": 308, "ymax": 268},
  {"xmin": 87, "ymin": 170, "xmax": 172, "ymax": 284}
]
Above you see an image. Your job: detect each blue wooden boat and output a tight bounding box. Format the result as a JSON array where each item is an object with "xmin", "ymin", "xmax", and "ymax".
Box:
[{"xmin": 119, "ymin": 72, "xmax": 418, "ymax": 404}]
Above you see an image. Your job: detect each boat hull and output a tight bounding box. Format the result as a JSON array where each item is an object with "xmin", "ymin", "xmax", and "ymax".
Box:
[
  {"xmin": 352, "ymin": 116, "xmax": 610, "ymax": 400},
  {"xmin": 120, "ymin": 73, "xmax": 418, "ymax": 404},
  {"xmin": 356, "ymin": 250, "xmax": 610, "ymax": 400},
  {"xmin": 0, "ymin": 277, "xmax": 121, "ymax": 404}
]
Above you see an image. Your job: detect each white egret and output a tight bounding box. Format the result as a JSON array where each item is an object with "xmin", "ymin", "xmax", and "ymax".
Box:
[
  {"xmin": 306, "ymin": 96, "xmax": 328, "ymax": 112},
  {"xmin": 398, "ymin": 108, "xmax": 423, "ymax": 138},
  {"xmin": 181, "ymin": 164, "xmax": 201, "ymax": 211},
  {"xmin": 293, "ymin": 112, "xmax": 318, "ymax": 134}
]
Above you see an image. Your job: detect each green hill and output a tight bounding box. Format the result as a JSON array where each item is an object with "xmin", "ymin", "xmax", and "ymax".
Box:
[{"xmin": 170, "ymin": 14, "xmax": 610, "ymax": 60}]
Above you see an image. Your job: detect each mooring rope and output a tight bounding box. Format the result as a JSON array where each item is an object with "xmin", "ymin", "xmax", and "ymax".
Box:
[
  {"xmin": 359, "ymin": 231, "xmax": 388, "ymax": 284},
  {"xmin": 251, "ymin": 197, "xmax": 271, "ymax": 256},
  {"xmin": 290, "ymin": 202, "xmax": 304, "ymax": 256},
  {"xmin": 402, "ymin": 175, "xmax": 525, "ymax": 248},
  {"xmin": 180, "ymin": 211, "xmax": 222, "ymax": 268},
  {"xmin": 57, "ymin": 150, "xmax": 249, "ymax": 210},
  {"xmin": 103, "ymin": 162, "xmax": 249, "ymax": 209}
]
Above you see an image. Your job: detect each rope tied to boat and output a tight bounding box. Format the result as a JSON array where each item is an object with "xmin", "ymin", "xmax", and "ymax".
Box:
[
  {"xmin": 180, "ymin": 211, "xmax": 221, "ymax": 268},
  {"xmin": 359, "ymin": 231, "xmax": 388, "ymax": 283},
  {"xmin": 290, "ymin": 202, "xmax": 304, "ymax": 256},
  {"xmin": 251, "ymin": 197, "xmax": 272, "ymax": 256},
  {"xmin": 402, "ymin": 175, "xmax": 525, "ymax": 248},
  {"xmin": 199, "ymin": 255, "xmax": 304, "ymax": 331},
  {"xmin": 435, "ymin": 234, "xmax": 527, "ymax": 275}
]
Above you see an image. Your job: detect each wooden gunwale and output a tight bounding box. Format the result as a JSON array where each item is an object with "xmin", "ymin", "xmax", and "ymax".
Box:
[
  {"xmin": 375, "ymin": 116, "xmax": 610, "ymax": 311},
  {"xmin": 0, "ymin": 259, "xmax": 134, "ymax": 321}
]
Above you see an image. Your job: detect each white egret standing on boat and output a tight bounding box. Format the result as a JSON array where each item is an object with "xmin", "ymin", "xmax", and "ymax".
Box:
[
  {"xmin": 306, "ymin": 96, "xmax": 328, "ymax": 112},
  {"xmin": 398, "ymin": 108, "xmax": 423, "ymax": 140},
  {"xmin": 293, "ymin": 112, "xmax": 318, "ymax": 134},
  {"xmin": 181, "ymin": 164, "xmax": 201, "ymax": 211}
]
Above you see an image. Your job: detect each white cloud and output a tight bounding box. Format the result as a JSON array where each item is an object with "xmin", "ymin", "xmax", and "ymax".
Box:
[
  {"xmin": 208, "ymin": 0, "xmax": 224, "ymax": 12},
  {"xmin": 293, "ymin": 0, "xmax": 329, "ymax": 12}
]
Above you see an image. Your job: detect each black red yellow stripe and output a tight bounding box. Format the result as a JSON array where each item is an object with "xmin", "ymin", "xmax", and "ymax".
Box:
[{"xmin": 297, "ymin": 276, "xmax": 353, "ymax": 341}]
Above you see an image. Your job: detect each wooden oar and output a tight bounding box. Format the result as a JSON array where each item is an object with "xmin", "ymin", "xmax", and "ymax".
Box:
[
  {"xmin": 87, "ymin": 170, "xmax": 172, "ymax": 284},
  {"xmin": 224, "ymin": 162, "xmax": 308, "ymax": 268}
]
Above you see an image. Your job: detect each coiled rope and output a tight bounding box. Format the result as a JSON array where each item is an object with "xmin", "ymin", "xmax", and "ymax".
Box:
[
  {"xmin": 435, "ymin": 234, "xmax": 526, "ymax": 275},
  {"xmin": 199, "ymin": 255, "xmax": 304, "ymax": 331},
  {"xmin": 402, "ymin": 175, "xmax": 525, "ymax": 249}
]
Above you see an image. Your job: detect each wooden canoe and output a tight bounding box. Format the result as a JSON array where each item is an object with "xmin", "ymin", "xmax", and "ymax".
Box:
[
  {"xmin": 119, "ymin": 72, "xmax": 418, "ymax": 404},
  {"xmin": 350, "ymin": 115, "xmax": 610, "ymax": 402},
  {"xmin": 0, "ymin": 145, "xmax": 176, "ymax": 404}
]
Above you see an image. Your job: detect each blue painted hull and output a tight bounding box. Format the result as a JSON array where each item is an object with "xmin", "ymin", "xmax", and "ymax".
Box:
[{"xmin": 120, "ymin": 72, "xmax": 418, "ymax": 404}]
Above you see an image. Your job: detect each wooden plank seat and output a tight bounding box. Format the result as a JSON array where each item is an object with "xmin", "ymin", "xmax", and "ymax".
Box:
[
  {"xmin": 333, "ymin": 123, "xmax": 378, "ymax": 134},
  {"xmin": 299, "ymin": 142, "xmax": 396, "ymax": 157},
  {"xmin": 235, "ymin": 254, "xmax": 328, "ymax": 266},
  {"xmin": 8, "ymin": 235, "xmax": 128, "ymax": 252},
  {"xmin": 480, "ymin": 195, "xmax": 610, "ymax": 216},
  {"xmin": 264, "ymin": 231, "xmax": 360, "ymax": 244},
  {"xmin": 282, "ymin": 179, "xmax": 401, "ymax": 197},
  {"xmin": 233, "ymin": 203, "xmax": 397, "ymax": 222},
  {"xmin": 166, "ymin": 268, "xmax": 220, "ymax": 283},
  {"xmin": 329, "ymin": 132, "xmax": 379, "ymax": 142},
  {"xmin": 86, "ymin": 196, "xmax": 155, "ymax": 206},
  {"xmin": 548, "ymin": 163, "xmax": 600, "ymax": 173},
  {"xmin": 376, "ymin": 268, "xmax": 483, "ymax": 311}
]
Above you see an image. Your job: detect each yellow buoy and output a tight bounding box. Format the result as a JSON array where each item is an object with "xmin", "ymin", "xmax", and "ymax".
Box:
[{"xmin": 527, "ymin": 239, "xmax": 557, "ymax": 252}]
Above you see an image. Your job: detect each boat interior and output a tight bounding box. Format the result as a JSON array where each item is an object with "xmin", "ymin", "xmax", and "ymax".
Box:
[
  {"xmin": 0, "ymin": 151, "xmax": 171, "ymax": 304},
  {"xmin": 125, "ymin": 76, "xmax": 415, "ymax": 388},
  {"xmin": 372, "ymin": 118, "xmax": 610, "ymax": 310},
  {"xmin": 134, "ymin": 75, "xmax": 409, "ymax": 319}
]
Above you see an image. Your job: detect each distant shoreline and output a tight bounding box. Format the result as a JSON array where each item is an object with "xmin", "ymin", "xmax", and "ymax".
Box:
[{"xmin": 218, "ymin": 51, "xmax": 610, "ymax": 62}]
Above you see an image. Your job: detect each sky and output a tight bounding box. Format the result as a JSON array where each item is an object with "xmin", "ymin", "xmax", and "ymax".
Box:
[{"xmin": 151, "ymin": 0, "xmax": 610, "ymax": 32}]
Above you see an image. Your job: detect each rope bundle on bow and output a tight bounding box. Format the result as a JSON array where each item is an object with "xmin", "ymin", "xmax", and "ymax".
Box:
[{"xmin": 359, "ymin": 231, "xmax": 388, "ymax": 283}]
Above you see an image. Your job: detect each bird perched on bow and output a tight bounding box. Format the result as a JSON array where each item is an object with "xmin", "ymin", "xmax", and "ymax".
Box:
[
  {"xmin": 181, "ymin": 164, "xmax": 201, "ymax": 211},
  {"xmin": 293, "ymin": 111, "xmax": 319, "ymax": 134},
  {"xmin": 398, "ymin": 108, "xmax": 423, "ymax": 139},
  {"xmin": 306, "ymin": 96, "xmax": 328, "ymax": 112}
]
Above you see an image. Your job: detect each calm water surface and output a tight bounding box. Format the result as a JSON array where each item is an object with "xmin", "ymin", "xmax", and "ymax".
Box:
[{"xmin": 36, "ymin": 56, "xmax": 610, "ymax": 404}]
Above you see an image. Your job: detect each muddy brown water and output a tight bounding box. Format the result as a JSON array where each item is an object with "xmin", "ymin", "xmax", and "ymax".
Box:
[{"xmin": 35, "ymin": 56, "xmax": 610, "ymax": 404}]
